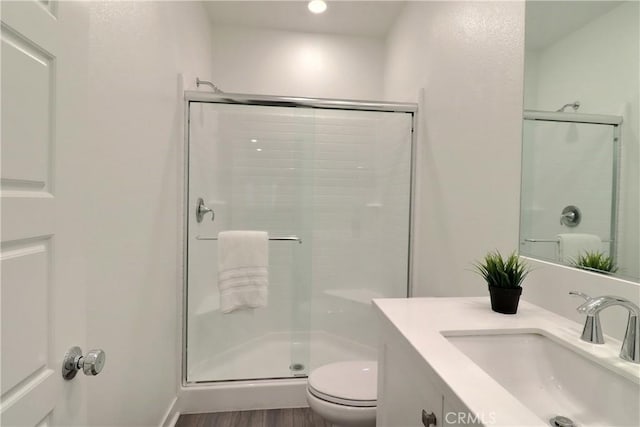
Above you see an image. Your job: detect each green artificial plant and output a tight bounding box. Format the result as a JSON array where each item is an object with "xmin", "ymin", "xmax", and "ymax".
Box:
[
  {"xmin": 473, "ymin": 250, "xmax": 530, "ymax": 289},
  {"xmin": 571, "ymin": 251, "xmax": 618, "ymax": 274}
]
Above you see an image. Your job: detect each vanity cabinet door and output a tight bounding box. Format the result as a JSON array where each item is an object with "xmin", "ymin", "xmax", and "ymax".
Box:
[
  {"xmin": 377, "ymin": 323, "xmax": 443, "ymax": 427},
  {"xmin": 442, "ymin": 393, "xmax": 483, "ymax": 426}
]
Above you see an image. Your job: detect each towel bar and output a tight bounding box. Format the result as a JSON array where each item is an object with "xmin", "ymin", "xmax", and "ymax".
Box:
[
  {"xmin": 524, "ymin": 238, "xmax": 612, "ymax": 243},
  {"xmin": 196, "ymin": 235, "xmax": 302, "ymax": 244}
]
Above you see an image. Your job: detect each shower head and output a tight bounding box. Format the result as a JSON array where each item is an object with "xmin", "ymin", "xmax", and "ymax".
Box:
[
  {"xmin": 196, "ymin": 77, "xmax": 224, "ymax": 94},
  {"xmin": 557, "ymin": 101, "xmax": 580, "ymax": 112}
]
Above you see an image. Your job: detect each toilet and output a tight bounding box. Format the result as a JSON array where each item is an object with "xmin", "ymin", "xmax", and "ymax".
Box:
[{"xmin": 306, "ymin": 360, "xmax": 377, "ymax": 427}]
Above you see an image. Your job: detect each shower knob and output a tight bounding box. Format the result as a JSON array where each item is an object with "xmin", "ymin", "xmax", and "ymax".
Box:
[
  {"xmin": 62, "ymin": 346, "xmax": 106, "ymax": 380},
  {"xmin": 560, "ymin": 205, "xmax": 581, "ymax": 227}
]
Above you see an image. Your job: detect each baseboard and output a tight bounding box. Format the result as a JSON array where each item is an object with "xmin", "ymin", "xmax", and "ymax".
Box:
[{"xmin": 159, "ymin": 396, "xmax": 180, "ymax": 427}]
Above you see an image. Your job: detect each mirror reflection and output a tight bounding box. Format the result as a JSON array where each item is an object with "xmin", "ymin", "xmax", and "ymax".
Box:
[{"xmin": 520, "ymin": 1, "xmax": 639, "ymax": 281}]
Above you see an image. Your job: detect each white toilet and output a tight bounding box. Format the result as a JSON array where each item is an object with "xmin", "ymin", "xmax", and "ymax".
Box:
[{"xmin": 306, "ymin": 360, "xmax": 377, "ymax": 427}]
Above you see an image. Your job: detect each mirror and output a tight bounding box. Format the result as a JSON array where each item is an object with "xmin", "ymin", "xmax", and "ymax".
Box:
[{"xmin": 520, "ymin": 1, "xmax": 639, "ymax": 282}]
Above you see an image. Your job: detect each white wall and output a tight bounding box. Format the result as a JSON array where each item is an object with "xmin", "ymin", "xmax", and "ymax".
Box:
[
  {"xmin": 208, "ymin": 25, "xmax": 384, "ymax": 99},
  {"xmin": 524, "ymin": 1, "xmax": 640, "ymax": 280},
  {"xmin": 83, "ymin": 2, "xmax": 215, "ymax": 425},
  {"xmin": 384, "ymin": 1, "xmax": 526, "ymax": 297}
]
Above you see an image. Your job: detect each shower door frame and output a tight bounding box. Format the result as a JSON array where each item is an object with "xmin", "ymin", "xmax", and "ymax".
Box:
[
  {"xmin": 181, "ymin": 91, "xmax": 418, "ymax": 387},
  {"xmin": 520, "ymin": 109, "xmax": 622, "ymax": 265}
]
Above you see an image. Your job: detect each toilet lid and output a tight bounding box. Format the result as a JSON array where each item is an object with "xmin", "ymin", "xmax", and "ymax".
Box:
[{"xmin": 308, "ymin": 360, "xmax": 377, "ymax": 407}]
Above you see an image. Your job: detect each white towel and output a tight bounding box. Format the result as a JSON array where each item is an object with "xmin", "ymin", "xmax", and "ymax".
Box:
[
  {"xmin": 557, "ymin": 233, "xmax": 602, "ymax": 263},
  {"xmin": 217, "ymin": 231, "xmax": 268, "ymax": 314}
]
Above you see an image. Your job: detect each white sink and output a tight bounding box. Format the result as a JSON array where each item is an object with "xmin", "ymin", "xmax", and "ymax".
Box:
[{"xmin": 446, "ymin": 332, "xmax": 640, "ymax": 427}]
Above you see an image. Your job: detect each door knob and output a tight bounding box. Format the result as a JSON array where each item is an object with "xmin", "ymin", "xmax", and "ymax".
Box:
[{"xmin": 62, "ymin": 346, "xmax": 106, "ymax": 380}]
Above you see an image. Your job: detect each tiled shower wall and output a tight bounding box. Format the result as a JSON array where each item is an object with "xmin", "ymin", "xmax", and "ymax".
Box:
[{"xmin": 187, "ymin": 103, "xmax": 412, "ymax": 381}]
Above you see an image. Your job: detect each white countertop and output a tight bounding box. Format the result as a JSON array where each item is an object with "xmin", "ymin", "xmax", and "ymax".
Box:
[{"xmin": 373, "ymin": 297, "xmax": 640, "ymax": 426}]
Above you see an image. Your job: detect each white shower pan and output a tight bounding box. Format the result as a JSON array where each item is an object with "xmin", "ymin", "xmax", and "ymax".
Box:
[{"xmin": 188, "ymin": 330, "xmax": 376, "ymax": 383}]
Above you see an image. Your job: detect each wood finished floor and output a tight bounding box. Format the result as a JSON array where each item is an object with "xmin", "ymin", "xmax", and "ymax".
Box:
[{"xmin": 175, "ymin": 408, "xmax": 333, "ymax": 427}]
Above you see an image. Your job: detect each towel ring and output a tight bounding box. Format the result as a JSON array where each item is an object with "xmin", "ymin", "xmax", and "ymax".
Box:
[{"xmin": 196, "ymin": 198, "xmax": 215, "ymax": 223}]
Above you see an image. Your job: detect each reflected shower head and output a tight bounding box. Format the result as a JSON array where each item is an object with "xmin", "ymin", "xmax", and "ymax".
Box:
[{"xmin": 557, "ymin": 101, "xmax": 580, "ymax": 112}]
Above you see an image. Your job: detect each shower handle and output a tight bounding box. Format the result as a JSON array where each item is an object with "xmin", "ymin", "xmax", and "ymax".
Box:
[{"xmin": 196, "ymin": 198, "xmax": 215, "ymax": 223}]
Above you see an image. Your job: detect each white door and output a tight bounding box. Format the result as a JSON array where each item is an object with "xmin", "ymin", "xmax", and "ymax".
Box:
[{"xmin": 1, "ymin": 1, "xmax": 91, "ymax": 425}]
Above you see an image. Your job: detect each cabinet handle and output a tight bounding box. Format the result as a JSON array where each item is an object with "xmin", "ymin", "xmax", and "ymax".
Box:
[{"xmin": 422, "ymin": 409, "xmax": 437, "ymax": 426}]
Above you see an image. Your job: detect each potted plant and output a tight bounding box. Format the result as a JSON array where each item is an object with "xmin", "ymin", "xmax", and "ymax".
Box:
[
  {"xmin": 473, "ymin": 250, "xmax": 530, "ymax": 314},
  {"xmin": 571, "ymin": 251, "xmax": 618, "ymax": 274}
]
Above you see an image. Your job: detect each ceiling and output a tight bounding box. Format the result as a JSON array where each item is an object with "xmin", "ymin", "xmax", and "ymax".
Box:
[
  {"xmin": 204, "ymin": 1, "xmax": 406, "ymax": 38},
  {"xmin": 205, "ymin": 1, "xmax": 624, "ymax": 47},
  {"xmin": 525, "ymin": 1, "xmax": 624, "ymax": 50}
]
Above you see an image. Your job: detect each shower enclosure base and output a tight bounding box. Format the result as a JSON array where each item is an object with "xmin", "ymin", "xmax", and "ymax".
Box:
[
  {"xmin": 188, "ymin": 330, "xmax": 376, "ymax": 383},
  {"xmin": 176, "ymin": 378, "xmax": 308, "ymax": 416}
]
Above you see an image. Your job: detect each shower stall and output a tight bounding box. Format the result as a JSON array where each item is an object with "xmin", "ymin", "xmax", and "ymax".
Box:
[
  {"xmin": 519, "ymin": 110, "xmax": 621, "ymax": 264},
  {"xmin": 183, "ymin": 92, "xmax": 416, "ymax": 387}
]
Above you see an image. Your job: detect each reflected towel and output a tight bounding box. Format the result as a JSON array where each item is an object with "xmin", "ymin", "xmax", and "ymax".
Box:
[
  {"xmin": 557, "ymin": 233, "xmax": 602, "ymax": 263},
  {"xmin": 217, "ymin": 231, "xmax": 268, "ymax": 314}
]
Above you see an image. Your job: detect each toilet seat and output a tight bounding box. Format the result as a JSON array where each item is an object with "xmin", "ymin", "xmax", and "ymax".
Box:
[{"xmin": 307, "ymin": 361, "xmax": 377, "ymax": 408}]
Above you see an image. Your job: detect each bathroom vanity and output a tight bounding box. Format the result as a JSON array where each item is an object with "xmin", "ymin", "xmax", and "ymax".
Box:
[{"xmin": 374, "ymin": 297, "xmax": 640, "ymax": 427}]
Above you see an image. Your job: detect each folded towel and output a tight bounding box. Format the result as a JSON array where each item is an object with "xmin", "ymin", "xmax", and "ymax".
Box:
[
  {"xmin": 217, "ymin": 230, "xmax": 268, "ymax": 314},
  {"xmin": 557, "ymin": 233, "xmax": 602, "ymax": 263}
]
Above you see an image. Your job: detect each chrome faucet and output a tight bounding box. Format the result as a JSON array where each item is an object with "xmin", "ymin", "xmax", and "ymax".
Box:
[
  {"xmin": 569, "ymin": 292, "xmax": 604, "ymax": 344},
  {"xmin": 570, "ymin": 291, "xmax": 640, "ymax": 364}
]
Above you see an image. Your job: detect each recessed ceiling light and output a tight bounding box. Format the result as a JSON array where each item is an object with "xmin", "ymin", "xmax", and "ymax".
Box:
[
  {"xmin": 256, "ymin": 148, "xmax": 262, "ymax": 152},
  {"xmin": 251, "ymin": 138, "xmax": 258, "ymax": 143},
  {"xmin": 308, "ymin": 0, "xmax": 327, "ymax": 14}
]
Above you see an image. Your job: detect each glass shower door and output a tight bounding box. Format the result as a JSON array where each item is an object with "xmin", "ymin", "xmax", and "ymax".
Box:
[
  {"xmin": 184, "ymin": 98, "xmax": 415, "ymax": 384},
  {"xmin": 520, "ymin": 119, "xmax": 617, "ymax": 263},
  {"xmin": 186, "ymin": 102, "xmax": 314, "ymax": 382}
]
